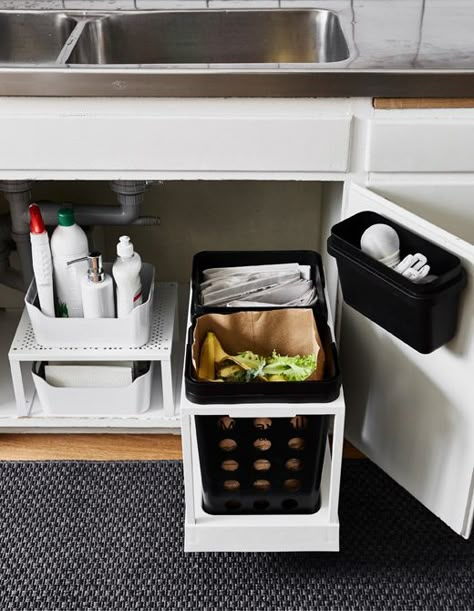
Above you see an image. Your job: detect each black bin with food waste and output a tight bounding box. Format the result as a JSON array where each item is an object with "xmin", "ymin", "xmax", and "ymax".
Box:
[
  {"xmin": 187, "ymin": 307, "xmax": 340, "ymax": 515},
  {"xmin": 185, "ymin": 308, "xmax": 340, "ymax": 404}
]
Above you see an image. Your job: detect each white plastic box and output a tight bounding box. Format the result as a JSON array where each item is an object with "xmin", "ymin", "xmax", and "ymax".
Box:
[
  {"xmin": 25, "ymin": 263, "xmax": 155, "ymax": 348},
  {"xmin": 31, "ymin": 361, "xmax": 154, "ymax": 417}
]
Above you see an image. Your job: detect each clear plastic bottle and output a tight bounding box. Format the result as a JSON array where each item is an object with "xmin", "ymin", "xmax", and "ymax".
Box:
[
  {"xmin": 112, "ymin": 236, "xmax": 143, "ymax": 318},
  {"xmin": 50, "ymin": 208, "xmax": 89, "ymax": 318}
]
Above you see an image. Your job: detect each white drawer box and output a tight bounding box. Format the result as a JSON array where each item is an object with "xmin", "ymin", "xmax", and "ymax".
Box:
[
  {"xmin": 368, "ymin": 114, "xmax": 474, "ymax": 172},
  {"xmin": 0, "ymin": 99, "xmax": 352, "ymax": 177}
]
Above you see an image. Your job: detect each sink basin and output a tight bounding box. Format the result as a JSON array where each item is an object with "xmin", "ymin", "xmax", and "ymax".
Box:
[
  {"xmin": 0, "ymin": 13, "xmax": 77, "ymax": 64},
  {"xmin": 68, "ymin": 10, "xmax": 350, "ymax": 65}
]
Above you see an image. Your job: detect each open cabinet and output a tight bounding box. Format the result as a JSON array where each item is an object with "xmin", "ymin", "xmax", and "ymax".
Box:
[
  {"xmin": 0, "ymin": 175, "xmax": 471, "ymax": 546},
  {"xmin": 180, "ymin": 178, "xmax": 473, "ymax": 552},
  {"xmin": 339, "ymin": 182, "xmax": 474, "ymax": 540}
]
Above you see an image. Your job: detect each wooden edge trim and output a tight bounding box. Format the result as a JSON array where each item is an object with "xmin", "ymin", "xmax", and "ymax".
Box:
[{"xmin": 373, "ymin": 98, "xmax": 474, "ymax": 110}]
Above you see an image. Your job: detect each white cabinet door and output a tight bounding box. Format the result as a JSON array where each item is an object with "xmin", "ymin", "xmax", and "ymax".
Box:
[{"xmin": 340, "ymin": 183, "xmax": 474, "ymax": 538}]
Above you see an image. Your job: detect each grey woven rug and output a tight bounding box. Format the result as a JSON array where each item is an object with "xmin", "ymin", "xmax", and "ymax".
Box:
[{"xmin": 0, "ymin": 460, "xmax": 472, "ymax": 611}]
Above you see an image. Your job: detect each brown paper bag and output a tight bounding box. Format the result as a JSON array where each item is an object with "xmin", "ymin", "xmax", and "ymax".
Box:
[{"xmin": 192, "ymin": 309, "xmax": 325, "ymax": 382}]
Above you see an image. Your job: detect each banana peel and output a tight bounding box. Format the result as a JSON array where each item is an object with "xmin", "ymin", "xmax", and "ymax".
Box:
[
  {"xmin": 197, "ymin": 331, "xmax": 216, "ymax": 380},
  {"xmin": 198, "ymin": 331, "xmax": 267, "ymax": 382},
  {"xmin": 197, "ymin": 331, "xmax": 230, "ymax": 381},
  {"xmin": 217, "ymin": 363, "xmax": 244, "ymax": 379}
]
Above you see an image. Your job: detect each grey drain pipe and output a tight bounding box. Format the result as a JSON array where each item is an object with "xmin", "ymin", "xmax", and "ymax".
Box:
[
  {"xmin": 0, "ymin": 180, "xmax": 35, "ymax": 288},
  {"xmin": 0, "ymin": 180, "xmax": 159, "ymax": 290},
  {"xmin": 37, "ymin": 181, "xmax": 160, "ymax": 227},
  {"xmin": 0, "ymin": 212, "xmax": 23, "ymax": 292}
]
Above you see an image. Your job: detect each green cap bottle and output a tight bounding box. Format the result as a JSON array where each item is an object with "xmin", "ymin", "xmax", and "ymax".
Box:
[{"xmin": 57, "ymin": 208, "xmax": 75, "ymax": 227}]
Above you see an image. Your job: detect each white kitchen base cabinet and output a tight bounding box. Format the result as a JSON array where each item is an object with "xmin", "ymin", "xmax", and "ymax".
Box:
[{"xmin": 0, "ymin": 97, "xmax": 472, "ymax": 546}]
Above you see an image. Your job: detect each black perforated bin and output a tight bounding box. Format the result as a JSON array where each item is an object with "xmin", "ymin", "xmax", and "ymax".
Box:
[
  {"xmin": 328, "ymin": 211, "xmax": 467, "ymax": 354},
  {"xmin": 195, "ymin": 413, "xmax": 329, "ymax": 515}
]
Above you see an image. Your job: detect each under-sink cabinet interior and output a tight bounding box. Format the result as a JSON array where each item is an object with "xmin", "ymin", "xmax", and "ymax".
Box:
[
  {"xmin": 0, "ymin": 180, "xmax": 343, "ymax": 428},
  {"xmin": 0, "ymin": 175, "xmax": 472, "ymax": 549}
]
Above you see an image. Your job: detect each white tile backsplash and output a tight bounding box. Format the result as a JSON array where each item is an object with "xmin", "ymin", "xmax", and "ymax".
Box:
[
  {"xmin": 136, "ymin": 0, "xmax": 207, "ymax": 8},
  {"xmin": 0, "ymin": 0, "xmax": 335, "ymax": 10},
  {"xmin": 208, "ymin": 0, "xmax": 278, "ymax": 7},
  {"xmin": 0, "ymin": 0, "xmax": 64, "ymax": 8},
  {"xmin": 63, "ymin": 0, "xmax": 134, "ymax": 8},
  {"xmin": 280, "ymin": 0, "xmax": 349, "ymax": 8}
]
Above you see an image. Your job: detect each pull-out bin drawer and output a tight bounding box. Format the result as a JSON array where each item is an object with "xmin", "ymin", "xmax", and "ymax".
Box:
[{"xmin": 183, "ymin": 249, "xmax": 342, "ymax": 519}]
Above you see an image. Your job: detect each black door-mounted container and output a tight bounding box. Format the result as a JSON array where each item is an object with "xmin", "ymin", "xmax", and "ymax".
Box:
[
  {"xmin": 327, "ymin": 211, "xmax": 467, "ymax": 354},
  {"xmin": 195, "ymin": 413, "xmax": 329, "ymax": 515}
]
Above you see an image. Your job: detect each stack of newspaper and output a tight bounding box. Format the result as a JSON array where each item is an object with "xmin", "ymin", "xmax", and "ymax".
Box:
[{"xmin": 200, "ymin": 263, "xmax": 317, "ymax": 307}]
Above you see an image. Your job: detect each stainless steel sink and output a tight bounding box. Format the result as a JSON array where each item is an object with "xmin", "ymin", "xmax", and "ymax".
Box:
[
  {"xmin": 0, "ymin": 9, "xmax": 361, "ymax": 97},
  {"xmin": 0, "ymin": 13, "xmax": 77, "ymax": 64},
  {"xmin": 67, "ymin": 10, "xmax": 350, "ymax": 65}
]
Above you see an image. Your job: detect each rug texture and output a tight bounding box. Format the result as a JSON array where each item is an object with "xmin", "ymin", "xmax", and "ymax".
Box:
[{"xmin": 0, "ymin": 459, "xmax": 472, "ymax": 611}]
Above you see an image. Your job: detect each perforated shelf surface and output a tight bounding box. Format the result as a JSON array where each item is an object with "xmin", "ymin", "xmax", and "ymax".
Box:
[{"xmin": 9, "ymin": 283, "xmax": 177, "ymax": 362}]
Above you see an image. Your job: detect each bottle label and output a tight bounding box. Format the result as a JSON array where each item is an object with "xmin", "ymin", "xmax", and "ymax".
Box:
[
  {"xmin": 57, "ymin": 301, "xmax": 69, "ymax": 318},
  {"xmin": 133, "ymin": 290, "xmax": 143, "ymax": 307}
]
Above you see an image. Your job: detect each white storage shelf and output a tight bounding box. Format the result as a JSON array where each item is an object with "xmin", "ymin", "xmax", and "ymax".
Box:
[{"xmin": 5, "ymin": 282, "xmax": 181, "ymax": 430}]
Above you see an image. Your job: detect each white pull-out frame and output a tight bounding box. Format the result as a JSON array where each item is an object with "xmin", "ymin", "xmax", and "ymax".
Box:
[{"xmin": 180, "ymin": 284, "xmax": 345, "ymax": 553}]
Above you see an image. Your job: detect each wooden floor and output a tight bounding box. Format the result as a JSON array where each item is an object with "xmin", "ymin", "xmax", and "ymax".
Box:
[
  {"xmin": 0, "ymin": 434, "xmax": 183, "ymax": 461},
  {"xmin": 0, "ymin": 434, "xmax": 365, "ymax": 460}
]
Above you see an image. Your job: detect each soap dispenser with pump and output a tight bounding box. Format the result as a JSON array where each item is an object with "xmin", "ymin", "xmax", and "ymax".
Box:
[{"xmin": 80, "ymin": 252, "xmax": 115, "ymax": 319}]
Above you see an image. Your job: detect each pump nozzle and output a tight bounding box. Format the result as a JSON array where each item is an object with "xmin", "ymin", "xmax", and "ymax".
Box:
[{"xmin": 67, "ymin": 251, "xmax": 105, "ymax": 283}]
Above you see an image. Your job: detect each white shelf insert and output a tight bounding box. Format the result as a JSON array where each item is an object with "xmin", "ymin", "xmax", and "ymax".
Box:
[{"xmin": 6, "ymin": 282, "xmax": 181, "ymax": 429}]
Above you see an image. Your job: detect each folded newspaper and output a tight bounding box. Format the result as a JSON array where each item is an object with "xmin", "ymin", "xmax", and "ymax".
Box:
[{"xmin": 200, "ymin": 263, "xmax": 317, "ymax": 307}]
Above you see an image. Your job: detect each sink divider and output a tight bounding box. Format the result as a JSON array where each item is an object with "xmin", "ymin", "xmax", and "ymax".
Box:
[{"xmin": 55, "ymin": 19, "xmax": 90, "ymax": 65}]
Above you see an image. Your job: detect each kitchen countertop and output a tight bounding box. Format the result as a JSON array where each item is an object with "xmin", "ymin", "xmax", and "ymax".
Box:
[{"xmin": 2, "ymin": 0, "xmax": 474, "ymax": 97}]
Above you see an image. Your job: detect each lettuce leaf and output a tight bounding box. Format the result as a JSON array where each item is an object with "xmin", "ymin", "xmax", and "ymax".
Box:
[
  {"xmin": 263, "ymin": 351, "xmax": 316, "ymax": 382},
  {"xmin": 233, "ymin": 351, "xmax": 266, "ymax": 381}
]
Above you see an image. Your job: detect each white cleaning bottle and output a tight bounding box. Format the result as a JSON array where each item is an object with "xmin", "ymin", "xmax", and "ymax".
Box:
[
  {"xmin": 112, "ymin": 236, "xmax": 143, "ymax": 318},
  {"xmin": 50, "ymin": 208, "xmax": 89, "ymax": 318},
  {"xmin": 29, "ymin": 204, "xmax": 55, "ymax": 318},
  {"xmin": 81, "ymin": 252, "xmax": 115, "ymax": 319}
]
